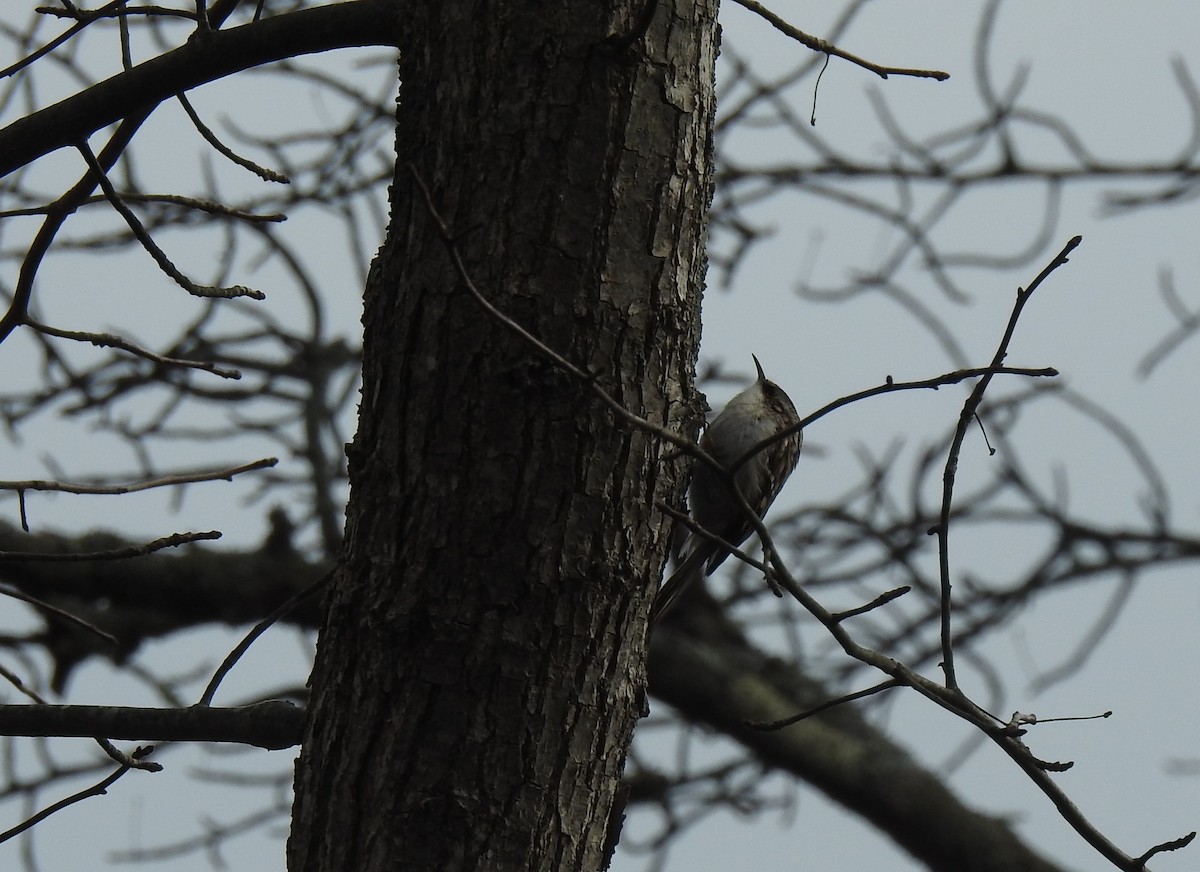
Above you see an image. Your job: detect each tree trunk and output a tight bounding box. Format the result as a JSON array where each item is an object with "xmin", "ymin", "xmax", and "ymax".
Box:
[{"xmin": 288, "ymin": 2, "xmax": 719, "ymax": 870}]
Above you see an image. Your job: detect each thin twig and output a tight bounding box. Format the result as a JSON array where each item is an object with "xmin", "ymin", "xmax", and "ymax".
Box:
[
  {"xmin": 76, "ymin": 141, "xmax": 266, "ymax": 300},
  {"xmin": 744, "ymin": 679, "xmax": 900, "ymax": 731},
  {"xmin": 0, "ymin": 758, "xmax": 143, "ymax": 845},
  {"xmin": 0, "ymin": 110, "xmax": 152, "ymax": 349},
  {"xmin": 0, "ymin": 193, "xmax": 284, "ymax": 223},
  {"xmin": 1134, "ymin": 832, "xmax": 1196, "ymax": 869},
  {"xmin": 0, "ymin": 1, "xmax": 123, "ymax": 79},
  {"xmin": 0, "ymin": 458, "xmax": 276, "ymax": 496},
  {"xmin": 831, "ymin": 586, "xmax": 911, "ymax": 622},
  {"xmin": 27, "ymin": 318, "xmax": 243, "ymax": 379},
  {"xmin": 34, "ymin": 4, "xmax": 196, "ymax": 23},
  {"xmin": 729, "ymin": 0, "xmax": 950, "ymax": 81},
  {"xmin": 198, "ymin": 570, "xmax": 331, "ymax": 706},
  {"xmin": 0, "ymin": 584, "xmax": 118, "ymax": 646},
  {"xmin": 934, "ymin": 236, "xmax": 1082, "ymax": 689},
  {"xmin": 177, "ymin": 91, "xmax": 288, "ymax": 183},
  {"xmin": 0, "ymin": 530, "xmax": 221, "ymax": 562}
]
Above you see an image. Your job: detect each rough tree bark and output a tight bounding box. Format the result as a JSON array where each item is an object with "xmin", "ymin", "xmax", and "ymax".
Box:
[{"xmin": 288, "ymin": 2, "xmax": 720, "ymax": 870}]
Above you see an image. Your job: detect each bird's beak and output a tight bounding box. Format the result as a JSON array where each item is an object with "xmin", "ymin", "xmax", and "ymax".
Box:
[{"xmin": 752, "ymin": 354, "xmax": 766, "ymax": 382}]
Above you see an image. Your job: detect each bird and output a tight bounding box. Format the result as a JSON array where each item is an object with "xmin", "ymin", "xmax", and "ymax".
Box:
[{"xmin": 651, "ymin": 355, "xmax": 802, "ymax": 625}]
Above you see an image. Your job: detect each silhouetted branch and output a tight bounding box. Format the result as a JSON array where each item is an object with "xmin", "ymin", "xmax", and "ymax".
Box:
[
  {"xmin": 0, "ymin": 753, "xmax": 149, "ymax": 845},
  {"xmin": 0, "ymin": 530, "xmax": 221, "ymax": 562},
  {"xmin": 934, "ymin": 236, "xmax": 1082, "ymax": 688},
  {"xmin": 0, "ymin": 701, "xmax": 303, "ymax": 750},
  {"xmin": 0, "ymin": 458, "xmax": 275, "ymax": 497},
  {"xmin": 729, "ymin": 0, "xmax": 950, "ymax": 81},
  {"xmin": 0, "ymin": 0, "xmax": 397, "ymax": 177}
]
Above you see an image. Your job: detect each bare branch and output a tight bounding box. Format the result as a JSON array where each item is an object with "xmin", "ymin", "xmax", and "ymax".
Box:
[
  {"xmin": 1135, "ymin": 832, "xmax": 1197, "ymax": 870},
  {"xmin": 77, "ymin": 140, "xmax": 267, "ymax": 300},
  {"xmin": 0, "ymin": 530, "xmax": 221, "ymax": 562},
  {"xmin": 0, "ymin": 755, "xmax": 146, "ymax": 845},
  {"xmin": 198, "ymin": 570, "xmax": 331, "ymax": 706},
  {"xmin": 0, "ymin": 584, "xmax": 118, "ymax": 646},
  {"xmin": 0, "ymin": 0, "xmax": 396, "ymax": 178},
  {"xmin": 831, "ymin": 586, "xmax": 911, "ymax": 622},
  {"xmin": 0, "ymin": 457, "xmax": 276, "ymax": 496},
  {"xmin": 0, "ymin": 701, "xmax": 302, "ymax": 750},
  {"xmin": 728, "ymin": 0, "xmax": 950, "ymax": 81},
  {"xmin": 744, "ymin": 679, "xmax": 900, "ymax": 731},
  {"xmin": 26, "ymin": 318, "xmax": 245, "ymax": 379},
  {"xmin": 933, "ymin": 236, "xmax": 1082, "ymax": 689},
  {"xmin": 177, "ymin": 91, "xmax": 289, "ymax": 183},
  {"xmin": 0, "ymin": 664, "xmax": 162, "ymax": 772}
]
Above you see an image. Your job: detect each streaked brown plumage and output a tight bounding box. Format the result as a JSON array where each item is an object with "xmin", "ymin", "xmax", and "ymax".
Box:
[{"xmin": 651, "ymin": 356, "xmax": 802, "ymax": 624}]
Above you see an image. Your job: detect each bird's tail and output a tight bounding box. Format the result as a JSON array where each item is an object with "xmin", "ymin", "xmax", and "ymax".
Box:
[{"xmin": 650, "ymin": 542, "xmax": 714, "ymax": 625}]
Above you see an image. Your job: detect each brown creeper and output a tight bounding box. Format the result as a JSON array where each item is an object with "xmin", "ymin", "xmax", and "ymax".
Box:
[{"xmin": 651, "ymin": 355, "xmax": 802, "ymax": 624}]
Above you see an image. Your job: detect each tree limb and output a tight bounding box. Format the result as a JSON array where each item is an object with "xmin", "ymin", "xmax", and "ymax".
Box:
[
  {"xmin": 0, "ymin": 0, "xmax": 397, "ymax": 178},
  {"xmin": 648, "ymin": 608, "xmax": 1071, "ymax": 872},
  {"xmin": 0, "ymin": 701, "xmax": 303, "ymax": 750}
]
